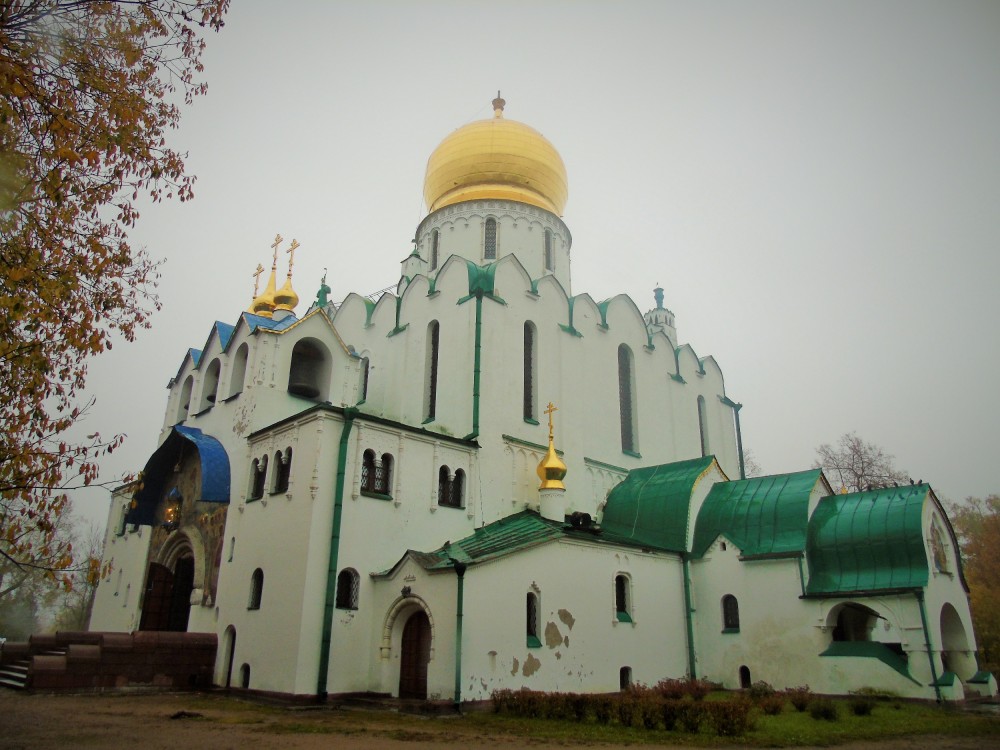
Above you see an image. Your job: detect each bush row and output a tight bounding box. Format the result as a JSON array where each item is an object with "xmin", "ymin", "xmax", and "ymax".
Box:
[{"xmin": 491, "ymin": 687, "xmax": 756, "ymax": 736}]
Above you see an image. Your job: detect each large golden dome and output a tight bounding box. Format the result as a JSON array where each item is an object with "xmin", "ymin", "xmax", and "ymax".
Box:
[{"xmin": 423, "ymin": 94, "xmax": 568, "ymax": 215}]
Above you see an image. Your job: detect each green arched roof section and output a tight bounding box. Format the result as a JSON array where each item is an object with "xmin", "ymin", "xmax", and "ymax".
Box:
[
  {"xmin": 805, "ymin": 485, "xmax": 930, "ymax": 596},
  {"xmin": 465, "ymin": 259, "xmax": 498, "ymax": 298},
  {"xmin": 692, "ymin": 470, "xmax": 822, "ymax": 559},
  {"xmin": 601, "ymin": 456, "xmax": 716, "ymax": 553}
]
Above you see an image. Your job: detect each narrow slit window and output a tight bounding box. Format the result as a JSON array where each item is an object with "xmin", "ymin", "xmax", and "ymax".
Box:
[
  {"xmin": 425, "ymin": 321, "xmax": 440, "ymax": 420},
  {"xmin": 526, "ymin": 591, "xmax": 541, "ymax": 648},
  {"xmin": 523, "ymin": 322, "xmax": 536, "ymax": 421},
  {"xmin": 544, "ymin": 229, "xmax": 554, "ymax": 272},
  {"xmin": 722, "ymin": 594, "xmax": 740, "ymax": 631},
  {"xmin": 615, "ymin": 574, "xmax": 632, "ymax": 623},
  {"xmin": 430, "ymin": 229, "xmax": 439, "ymax": 270},
  {"xmin": 698, "ymin": 395, "xmax": 710, "ymax": 457},
  {"xmin": 248, "ymin": 568, "xmax": 264, "ymax": 610},
  {"xmin": 484, "ymin": 218, "xmax": 497, "ymax": 260},
  {"xmin": 618, "ymin": 345, "xmax": 637, "ymax": 453}
]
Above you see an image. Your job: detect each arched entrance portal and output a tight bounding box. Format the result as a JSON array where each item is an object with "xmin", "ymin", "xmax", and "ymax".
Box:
[
  {"xmin": 399, "ymin": 611, "xmax": 431, "ymax": 699},
  {"xmin": 940, "ymin": 603, "xmax": 977, "ymax": 680},
  {"xmin": 139, "ymin": 555, "xmax": 195, "ymax": 631}
]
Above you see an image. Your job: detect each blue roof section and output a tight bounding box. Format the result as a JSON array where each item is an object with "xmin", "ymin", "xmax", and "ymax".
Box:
[
  {"xmin": 126, "ymin": 426, "xmax": 231, "ymax": 526},
  {"xmin": 692, "ymin": 470, "xmax": 822, "ymax": 558},
  {"xmin": 188, "ymin": 348, "xmax": 202, "ymax": 367},
  {"xmin": 242, "ymin": 312, "xmax": 299, "ymax": 332},
  {"xmin": 805, "ymin": 485, "xmax": 930, "ymax": 596}
]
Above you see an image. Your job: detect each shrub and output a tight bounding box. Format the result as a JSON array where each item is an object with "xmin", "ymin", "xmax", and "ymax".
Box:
[
  {"xmin": 849, "ymin": 696, "xmax": 875, "ymax": 716},
  {"xmin": 653, "ymin": 676, "xmax": 712, "ymax": 701},
  {"xmin": 491, "ymin": 688, "xmax": 513, "ymax": 713},
  {"xmin": 785, "ymin": 685, "xmax": 813, "ymax": 712},
  {"xmin": 747, "ymin": 680, "xmax": 776, "ymax": 701},
  {"xmin": 569, "ymin": 693, "xmax": 589, "ymax": 722},
  {"xmin": 593, "ymin": 696, "xmax": 615, "ymax": 725},
  {"xmin": 809, "ymin": 698, "xmax": 839, "ymax": 721},
  {"xmin": 676, "ymin": 701, "xmax": 706, "ymax": 733},
  {"xmin": 660, "ymin": 699, "xmax": 682, "ymax": 731},
  {"xmin": 617, "ymin": 694, "xmax": 639, "ymax": 727},
  {"xmin": 758, "ymin": 694, "xmax": 785, "ymax": 715},
  {"xmin": 708, "ymin": 698, "xmax": 756, "ymax": 737},
  {"xmin": 636, "ymin": 692, "xmax": 662, "ymax": 730}
]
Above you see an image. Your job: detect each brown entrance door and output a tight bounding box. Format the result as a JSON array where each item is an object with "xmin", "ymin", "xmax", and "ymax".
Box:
[
  {"xmin": 398, "ymin": 610, "xmax": 431, "ymax": 699},
  {"xmin": 138, "ymin": 557, "xmax": 194, "ymax": 632}
]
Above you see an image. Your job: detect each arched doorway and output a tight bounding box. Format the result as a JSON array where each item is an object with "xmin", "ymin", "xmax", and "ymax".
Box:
[
  {"xmin": 138, "ymin": 554, "xmax": 194, "ymax": 631},
  {"xmin": 940, "ymin": 603, "xmax": 977, "ymax": 680},
  {"xmin": 399, "ymin": 610, "xmax": 431, "ymax": 699}
]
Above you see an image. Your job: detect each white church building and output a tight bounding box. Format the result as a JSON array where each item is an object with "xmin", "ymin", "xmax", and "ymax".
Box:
[{"xmin": 90, "ymin": 95, "xmax": 992, "ymax": 703}]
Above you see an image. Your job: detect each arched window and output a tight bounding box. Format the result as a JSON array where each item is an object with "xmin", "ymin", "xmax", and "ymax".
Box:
[
  {"xmin": 361, "ymin": 449, "xmax": 377, "ymax": 493},
  {"xmin": 375, "ymin": 453, "xmax": 393, "ymax": 495},
  {"xmin": 273, "ymin": 448, "xmax": 291, "ymax": 494},
  {"xmin": 287, "ymin": 338, "xmax": 331, "ymax": 400},
  {"xmin": 484, "ymin": 218, "xmax": 497, "ymax": 259},
  {"xmin": 425, "ymin": 321, "xmax": 440, "ymax": 421},
  {"xmin": 697, "ymin": 395, "xmax": 710, "ymax": 457},
  {"xmin": 359, "ymin": 356, "xmax": 370, "ymax": 402},
  {"xmin": 228, "ymin": 343, "xmax": 249, "ymax": 398},
  {"xmin": 115, "ymin": 503, "xmax": 128, "ymax": 536},
  {"xmin": 451, "ymin": 469, "xmax": 465, "ymax": 508},
  {"xmin": 430, "ymin": 229, "xmax": 439, "ymax": 270},
  {"xmin": 227, "ymin": 536, "xmax": 236, "ymax": 563},
  {"xmin": 523, "ymin": 322, "xmax": 536, "ymax": 421},
  {"xmin": 438, "ymin": 465, "xmax": 461, "ymax": 508},
  {"xmin": 615, "ymin": 574, "xmax": 632, "ymax": 623},
  {"xmin": 543, "ymin": 229, "xmax": 554, "ymax": 272},
  {"xmin": 176, "ymin": 375, "xmax": 194, "ymax": 424},
  {"xmin": 526, "ymin": 591, "xmax": 541, "ymax": 648},
  {"xmin": 335, "ymin": 568, "xmax": 360, "ymax": 610},
  {"xmin": 739, "ymin": 665, "xmax": 751, "ymax": 689},
  {"xmin": 239, "ymin": 663, "xmax": 250, "ymax": 689},
  {"xmin": 248, "ymin": 569, "xmax": 264, "ymax": 610},
  {"xmin": 199, "ymin": 358, "xmax": 221, "ymax": 411},
  {"xmin": 248, "ymin": 457, "xmax": 267, "ymax": 501},
  {"xmin": 619, "ymin": 666, "xmax": 633, "ymax": 690},
  {"xmin": 722, "ymin": 594, "xmax": 740, "ymax": 631},
  {"xmin": 618, "ymin": 345, "xmax": 637, "ymax": 454}
]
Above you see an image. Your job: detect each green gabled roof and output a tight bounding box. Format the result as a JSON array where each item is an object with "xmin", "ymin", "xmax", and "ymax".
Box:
[
  {"xmin": 600, "ymin": 456, "xmax": 716, "ymax": 553},
  {"xmin": 805, "ymin": 485, "xmax": 930, "ymax": 596},
  {"xmin": 692, "ymin": 470, "xmax": 822, "ymax": 559}
]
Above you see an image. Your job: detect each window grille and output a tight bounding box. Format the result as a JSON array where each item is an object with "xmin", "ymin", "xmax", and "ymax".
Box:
[
  {"xmin": 722, "ymin": 594, "xmax": 740, "ymax": 631},
  {"xmin": 375, "ymin": 453, "xmax": 393, "ymax": 494},
  {"xmin": 361, "ymin": 450, "xmax": 376, "ymax": 492},
  {"xmin": 273, "ymin": 449, "xmax": 291, "ymax": 493},
  {"xmin": 484, "ymin": 218, "xmax": 497, "ymax": 259},
  {"xmin": 336, "ymin": 568, "xmax": 360, "ymax": 610},
  {"xmin": 451, "ymin": 469, "xmax": 464, "ymax": 508}
]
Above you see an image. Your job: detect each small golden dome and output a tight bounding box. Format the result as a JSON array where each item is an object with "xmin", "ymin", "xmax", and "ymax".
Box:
[
  {"xmin": 537, "ymin": 402, "xmax": 568, "ymax": 490},
  {"xmin": 250, "ymin": 268, "xmax": 277, "ymax": 318},
  {"xmin": 424, "ymin": 94, "xmax": 568, "ymax": 215},
  {"xmin": 274, "ymin": 278, "xmax": 299, "ymax": 313}
]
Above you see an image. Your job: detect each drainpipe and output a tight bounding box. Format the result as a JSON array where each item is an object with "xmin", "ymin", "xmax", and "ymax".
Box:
[
  {"xmin": 468, "ymin": 294, "xmax": 483, "ymax": 441},
  {"xmin": 682, "ymin": 555, "xmax": 697, "ymax": 679},
  {"xmin": 317, "ymin": 408, "xmax": 357, "ymax": 698},
  {"xmin": 916, "ymin": 590, "xmax": 942, "ymax": 702},
  {"xmin": 450, "ymin": 558, "xmax": 467, "ymax": 711}
]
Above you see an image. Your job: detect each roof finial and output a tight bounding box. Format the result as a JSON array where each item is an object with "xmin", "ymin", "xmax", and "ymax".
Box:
[
  {"xmin": 537, "ymin": 402, "xmax": 567, "ymax": 490},
  {"xmin": 492, "ymin": 90, "xmax": 505, "ymax": 118},
  {"xmin": 654, "ymin": 285, "xmax": 664, "ymax": 310}
]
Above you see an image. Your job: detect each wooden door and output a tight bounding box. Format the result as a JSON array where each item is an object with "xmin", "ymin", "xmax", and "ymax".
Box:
[
  {"xmin": 138, "ymin": 563, "xmax": 173, "ymax": 631},
  {"xmin": 398, "ymin": 611, "xmax": 430, "ymax": 699}
]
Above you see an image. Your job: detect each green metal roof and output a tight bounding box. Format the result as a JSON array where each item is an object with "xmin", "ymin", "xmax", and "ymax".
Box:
[
  {"xmin": 600, "ymin": 456, "xmax": 716, "ymax": 553},
  {"xmin": 692, "ymin": 470, "xmax": 822, "ymax": 558},
  {"xmin": 805, "ymin": 485, "xmax": 930, "ymax": 596}
]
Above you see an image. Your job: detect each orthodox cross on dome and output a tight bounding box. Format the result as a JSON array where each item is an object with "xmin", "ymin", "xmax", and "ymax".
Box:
[
  {"xmin": 252, "ymin": 264, "xmax": 265, "ymax": 299},
  {"xmin": 270, "ymin": 233, "xmax": 283, "ymax": 269},
  {"xmin": 286, "ymin": 239, "xmax": 299, "ymax": 278},
  {"xmin": 492, "ymin": 90, "xmax": 505, "ymax": 118},
  {"xmin": 544, "ymin": 401, "xmax": 558, "ymax": 441}
]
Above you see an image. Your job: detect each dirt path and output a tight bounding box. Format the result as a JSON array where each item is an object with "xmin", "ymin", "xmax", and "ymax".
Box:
[{"xmin": 1, "ymin": 691, "xmax": 997, "ymax": 750}]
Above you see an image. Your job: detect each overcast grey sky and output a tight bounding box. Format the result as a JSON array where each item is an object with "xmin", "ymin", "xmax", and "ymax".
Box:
[{"xmin": 70, "ymin": 1, "xmax": 1000, "ymax": 531}]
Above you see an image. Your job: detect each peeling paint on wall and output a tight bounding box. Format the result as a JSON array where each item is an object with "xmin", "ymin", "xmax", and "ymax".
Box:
[
  {"xmin": 564, "ymin": 636, "xmax": 569, "ymax": 647},
  {"xmin": 555, "ymin": 651, "xmax": 562, "ymax": 660},
  {"xmin": 522, "ymin": 653, "xmax": 541, "ymax": 676},
  {"xmin": 558, "ymin": 609, "xmax": 575, "ymax": 630},
  {"xmin": 511, "ymin": 657, "xmax": 519, "ymax": 676},
  {"xmin": 544, "ymin": 621, "xmax": 563, "ymax": 648}
]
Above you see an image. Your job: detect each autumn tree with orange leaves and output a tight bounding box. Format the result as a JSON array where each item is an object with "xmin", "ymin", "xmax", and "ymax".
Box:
[{"xmin": 0, "ymin": 0, "xmax": 228, "ymax": 597}]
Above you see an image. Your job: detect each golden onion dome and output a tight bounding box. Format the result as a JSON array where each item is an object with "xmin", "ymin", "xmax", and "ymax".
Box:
[
  {"xmin": 250, "ymin": 268, "xmax": 277, "ymax": 318},
  {"xmin": 536, "ymin": 401, "xmax": 568, "ymax": 490},
  {"xmin": 274, "ymin": 277, "xmax": 299, "ymax": 313},
  {"xmin": 424, "ymin": 93, "xmax": 568, "ymax": 215}
]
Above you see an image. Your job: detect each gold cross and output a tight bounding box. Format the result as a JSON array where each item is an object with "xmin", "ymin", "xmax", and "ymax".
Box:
[
  {"xmin": 286, "ymin": 239, "xmax": 299, "ymax": 276},
  {"xmin": 271, "ymin": 233, "xmax": 283, "ymax": 268},
  {"xmin": 544, "ymin": 401, "xmax": 558, "ymax": 440},
  {"xmin": 252, "ymin": 264, "xmax": 265, "ymax": 297}
]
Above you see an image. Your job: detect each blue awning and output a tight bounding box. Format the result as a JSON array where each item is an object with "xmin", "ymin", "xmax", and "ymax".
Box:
[{"xmin": 126, "ymin": 426, "xmax": 231, "ymax": 525}]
